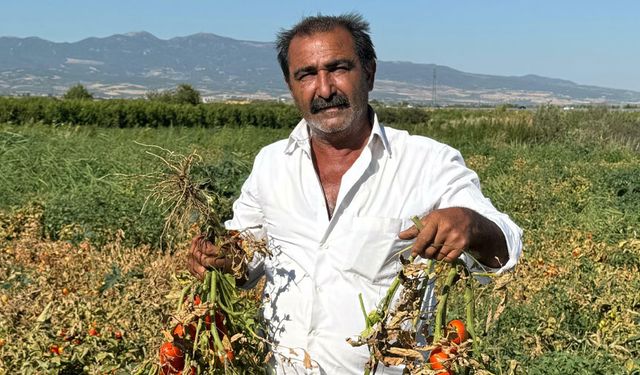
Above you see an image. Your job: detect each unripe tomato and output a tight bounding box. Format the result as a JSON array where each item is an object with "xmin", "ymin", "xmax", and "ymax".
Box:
[
  {"xmin": 446, "ymin": 319, "xmax": 469, "ymax": 345},
  {"xmin": 429, "ymin": 348, "xmax": 451, "ymax": 374},
  {"xmin": 159, "ymin": 342, "xmax": 185, "ymax": 375}
]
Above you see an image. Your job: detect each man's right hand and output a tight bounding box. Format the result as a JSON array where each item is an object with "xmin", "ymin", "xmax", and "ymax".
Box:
[{"xmin": 187, "ymin": 234, "xmax": 233, "ymax": 279}]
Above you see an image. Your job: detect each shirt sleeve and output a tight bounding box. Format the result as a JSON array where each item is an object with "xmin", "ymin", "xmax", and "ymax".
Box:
[
  {"xmin": 430, "ymin": 145, "xmax": 523, "ymax": 275},
  {"xmin": 224, "ymin": 151, "xmax": 267, "ymax": 289}
]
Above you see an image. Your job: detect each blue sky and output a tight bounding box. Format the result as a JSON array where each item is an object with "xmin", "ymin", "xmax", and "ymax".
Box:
[{"xmin": 1, "ymin": 0, "xmax": 639, "ymax": 91}]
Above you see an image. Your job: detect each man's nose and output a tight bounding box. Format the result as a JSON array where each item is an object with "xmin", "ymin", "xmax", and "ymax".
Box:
[{"xmin": 316, "ymin": 70, "xmax": 335, "ymax": 99}]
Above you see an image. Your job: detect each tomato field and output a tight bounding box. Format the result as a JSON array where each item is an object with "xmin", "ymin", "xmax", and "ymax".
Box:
[{"xmin": 1, "ymin": 104, "xmax": 639, "ymax": 374}]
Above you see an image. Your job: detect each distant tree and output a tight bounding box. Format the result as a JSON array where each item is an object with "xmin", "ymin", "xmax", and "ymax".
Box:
[
  {"xmin": 145, "ymin": 89, "xmax": 171, "ymax": 102},
  {"xmin": 146, "ymin": 84, "xmax": 201, "ymax": 105},
  {"xmin": 174, "ymin": 84, "xmax": 201, "ymax": 105},
  {"xmin": 63, "ymin": 84, "xmax": 93, "ymax": 100}
]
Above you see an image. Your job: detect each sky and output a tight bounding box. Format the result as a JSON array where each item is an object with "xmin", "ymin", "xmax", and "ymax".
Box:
[{"xmin": 1, "ymin": 0, "xmax": 639, "ymax": 92}]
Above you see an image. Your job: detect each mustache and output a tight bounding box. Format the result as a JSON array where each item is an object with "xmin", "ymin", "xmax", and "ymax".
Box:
[{"xmin": 310, "ymin": 95, "xmax": 350, "ymax": 114}]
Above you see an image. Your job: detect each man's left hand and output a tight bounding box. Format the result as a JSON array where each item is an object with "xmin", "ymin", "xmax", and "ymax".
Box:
[{"xmin": 398, "ymin": 207, "xmax": 508, "ymax": 268}]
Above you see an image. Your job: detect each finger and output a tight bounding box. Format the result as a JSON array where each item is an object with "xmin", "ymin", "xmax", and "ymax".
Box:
[
  {"xmin": 191, "ymin": 233, "xmax": 202, "ymax": 246},
  {"xmin": 213, "ymin": 257, "xmax": 232, "ymax": 272},
  {"xmin": 398, "ymin": 225, "xmax": 419, "ymax": 240},
  {"xmin": 411, "ymin": 218, "xmax": 438, "ymax": 258},
  {"xmin": 202, "ymin": 240, "xmax": 219, "ymax": 256},
  {"xmin": 442, "ymin": 247, "xmax": 464, "ymax": 263},
  {"xmin": 187, "ymin": 256, "xmax": 206, "ymax": 280},
  {"xmin": 430, "ymin": 230, "xmax": 449, "ymax": 260}
]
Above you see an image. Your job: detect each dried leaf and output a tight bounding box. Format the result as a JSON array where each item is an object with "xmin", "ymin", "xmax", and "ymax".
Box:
[
  {"xmin": 492, "ymin": 273, "xmax": 513, "ymax": 290},
  {"xmin": 382, "ymin": 356, "xmax": 405, "ymax": 366},
  {"xmin": 387, "ymin": 347, "xmax": 423, "ymax": 359},
  {"xmin": 230, "ymin": 333, "xmax": 244, "ymax": 343},
  {"xmin": 303, "ymin": 350, "xmax": 312, "ymax": 369},
  {"xmin": 36, "ymin": 302, "xmax": 53, "ymax": 323},
  {"xmin": 486, "ymin": 291, "xmax": 507, "ymax": 330},
  {"xmin": 387, "ymin": 310, "xmax": 410, "ymax": 328}
]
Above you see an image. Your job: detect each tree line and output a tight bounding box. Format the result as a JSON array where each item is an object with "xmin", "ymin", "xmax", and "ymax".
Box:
[{"xmin": 0, "ymin": 84, "xmax": 430, "ymax": 128}]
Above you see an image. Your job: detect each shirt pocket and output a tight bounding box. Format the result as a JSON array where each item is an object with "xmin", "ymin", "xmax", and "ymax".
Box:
[{"xmin": 336, "ymin": 216, "xmax": 412, "ymax": 284}]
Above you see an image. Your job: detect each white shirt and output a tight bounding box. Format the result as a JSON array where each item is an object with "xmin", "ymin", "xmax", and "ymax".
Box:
[{"xmin": 225, "ymin": 111, "xmax": 522, "ymax": 374}]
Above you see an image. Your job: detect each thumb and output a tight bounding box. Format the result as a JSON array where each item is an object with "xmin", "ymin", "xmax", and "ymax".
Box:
[
  {"xmin": 398, "ymin": 224, "xmax": 419, "ymax": 240},
  {"xmin": 398, "ymin": 215, "xmax": 429, "ymax": 240}
]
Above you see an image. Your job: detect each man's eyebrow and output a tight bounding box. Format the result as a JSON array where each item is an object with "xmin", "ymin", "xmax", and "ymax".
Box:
[
  {"xmin": 292, "ymin": 58, "xmax": 355, "ymax": 78},
  {"xmin": 325, "ymin": 58, "xmax": 355, "ymax": 70}
]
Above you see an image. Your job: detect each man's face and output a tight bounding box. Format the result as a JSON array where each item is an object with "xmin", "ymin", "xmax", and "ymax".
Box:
[{"xmin": 286, "ymin": 27, "xmax": 375, "ymax": 135}]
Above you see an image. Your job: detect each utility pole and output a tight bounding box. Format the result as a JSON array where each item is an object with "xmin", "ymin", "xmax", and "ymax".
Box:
[{"xmin": 432, "ymin": 67, "xmax": 437, "ymax": 108}]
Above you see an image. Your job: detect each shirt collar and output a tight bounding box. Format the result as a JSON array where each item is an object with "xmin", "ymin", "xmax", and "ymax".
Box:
[{"xmin": 284, "ymin": 107, "xmax": 392, "ymax": 157}]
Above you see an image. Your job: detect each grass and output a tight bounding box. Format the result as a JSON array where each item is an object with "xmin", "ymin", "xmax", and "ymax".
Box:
[{"xmin": 1, "ymin": 106, "xmax": 639, "ymax": 373}]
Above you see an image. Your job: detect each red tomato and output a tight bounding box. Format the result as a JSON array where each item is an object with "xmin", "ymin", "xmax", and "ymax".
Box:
[
  {"xmin": 429, "ymin": 348, "xmax": 451, "ymax": 374},
  {"xmin": 204, "ymin": 313, "xmax": 212, "ymax": 330},
  {"xmin": 194, "ymin": 295, "xmax": 202, "ymax": 306},
  {"xmin": 447, "ymin": 319, "xmax": 469, "ymax": 345},
  {"xmin": 88, "ymin": 328, "xmax": 99, "ymax": 337},
  {"xmin": 159, "ymin": 342, "xmax": 185, "ymax": 375},
  {"xmin": 49, "ymin": 344, "xmax": 61, "ymax": 355},
  {"xmin": 172, "ymin": 323, "xmax": 196, "ymax": 340}
]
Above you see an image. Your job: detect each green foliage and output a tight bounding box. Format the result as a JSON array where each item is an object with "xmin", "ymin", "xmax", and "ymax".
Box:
[
  {"xmin": 0, "ymin": 123, "xmax": 285, "ymax": 247},
  {"xmin": 1, "ymin": 106, "xmax": 640, "ymax": 372},
  {"xmin": 62, "ymin": 84, "xmax": 94, "ymax": 100},
  {"xmin": 0, "ymin": 97, "xmax": 303, "ymax": 128},
  {"xmin": 525, "ymin": 352, "xmax": 621, "ymax": 375},
  {"xmin": 373, "ymin": 105, "xmax": 430, "ymax": 124},
  {"xmin": 0, "ymin": 97, "xmax": 434, "ymax": 128}
]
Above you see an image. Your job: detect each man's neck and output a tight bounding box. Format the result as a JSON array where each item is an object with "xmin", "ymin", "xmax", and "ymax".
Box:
[{"xmin": 308, "ymin": 109, "xmax": 373, "ymax": 218}]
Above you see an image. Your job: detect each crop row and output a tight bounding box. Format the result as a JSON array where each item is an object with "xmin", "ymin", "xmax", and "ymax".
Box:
[{"xmin": 0, "ymin": 97, "xmax": 430, "ymax": 128}]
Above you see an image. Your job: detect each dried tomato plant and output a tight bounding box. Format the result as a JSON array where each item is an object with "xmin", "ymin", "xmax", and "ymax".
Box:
[{"xmin": 138, "ymin": 144, "xmax": 273, "ymax": 374}]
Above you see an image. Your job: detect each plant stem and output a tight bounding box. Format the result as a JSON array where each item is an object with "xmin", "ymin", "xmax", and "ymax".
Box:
[
  {"xmin": 434, "ymin": 266, "xmax": 459, "ymax": 342},
  {"xmin": 359, "ymin": 293, "xmax": 370, "ymax": 328},
  {"xmin": 463, "ymin": 267, "xmax": 479, "ymax": 354},
  {"xmin": 379, "ymin": 216, "xmax": 424, "ymax": 316},
  {"xmin": 177, "ymin": 284, "xmax": 190, "ymax": 311},
  {"xmin": 209, "ymin": 271, "xmax": 226, "ymax": 355}
]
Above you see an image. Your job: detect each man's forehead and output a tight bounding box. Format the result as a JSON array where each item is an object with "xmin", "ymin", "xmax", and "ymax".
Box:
[{"xmin": 289, "ymin": 28, "xmax": 355, "ymax": 53}]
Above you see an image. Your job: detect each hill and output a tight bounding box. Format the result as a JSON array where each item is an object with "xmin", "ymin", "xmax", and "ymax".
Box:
[{"xmin": 2, "ymin": 32, "xmax": 639, "ymax": 105}]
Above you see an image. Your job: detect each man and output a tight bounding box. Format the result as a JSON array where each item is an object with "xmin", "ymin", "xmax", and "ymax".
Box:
[{"xmin": 189, "ymin": 13, "xmax": 522, "ymax": 374}]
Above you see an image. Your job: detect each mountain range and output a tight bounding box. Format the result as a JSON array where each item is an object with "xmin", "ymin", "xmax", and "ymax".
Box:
[{"xmin": 2, "ymin": 31, "xmax": 639, "ymax": 105}]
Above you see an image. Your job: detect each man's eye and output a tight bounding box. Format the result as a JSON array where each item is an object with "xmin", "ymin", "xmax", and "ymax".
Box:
[{"xmin": 297, "ymin": 72, "xmax": 314, "ymax": 81}]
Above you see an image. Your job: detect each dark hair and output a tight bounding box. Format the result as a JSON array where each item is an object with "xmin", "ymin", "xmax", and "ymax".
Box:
[{"xmin": 275, "ymin": 13, "xmax": 377, "ymax": 82}]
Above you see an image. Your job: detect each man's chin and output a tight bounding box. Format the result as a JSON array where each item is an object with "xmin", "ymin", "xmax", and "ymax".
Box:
[{"xmin": 306, "ymin": 118, "xmax": 350, "ymax": 135}]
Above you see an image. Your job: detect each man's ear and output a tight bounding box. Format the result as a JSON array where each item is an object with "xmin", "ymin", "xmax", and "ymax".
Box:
[
  {"xmin": 285, "ymin": 76, "xmax": 292, "ymax": 91},
  {"xmin": 366, "ymin": 61, "xmax": 376, "ymax": 91}
]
